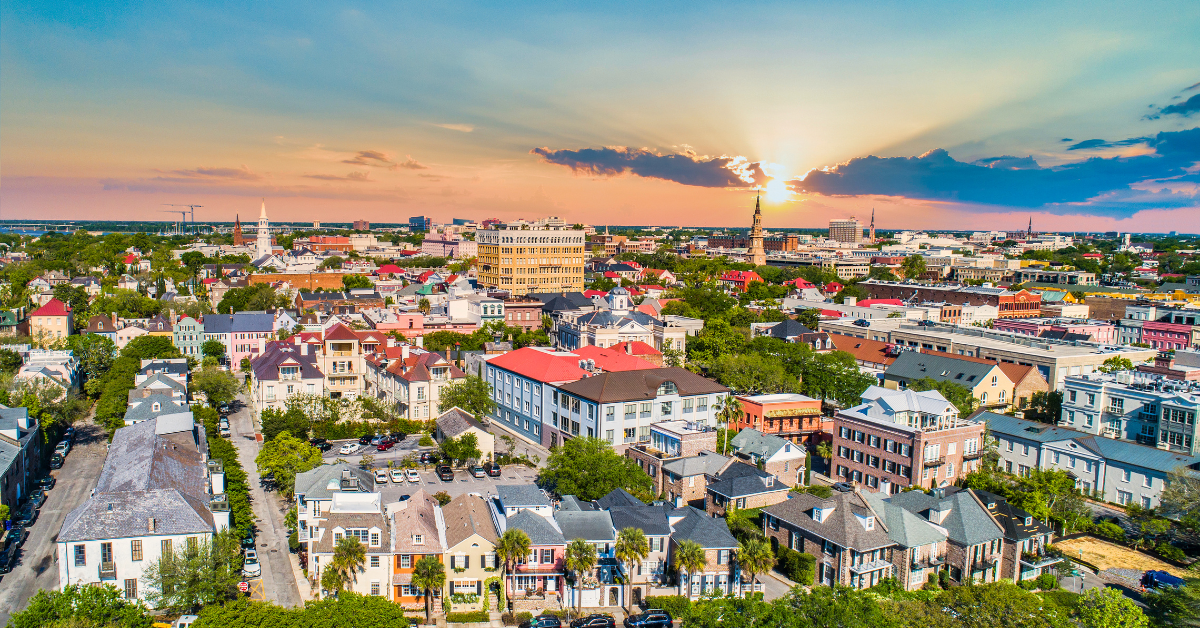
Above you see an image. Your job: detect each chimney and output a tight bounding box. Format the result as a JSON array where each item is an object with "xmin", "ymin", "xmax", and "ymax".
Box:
[
  {"xmin": 402, "ymin": 344, "xmax": 410, "ymax": 360},
  {"xmin": 386, "ymin": 336, "xmax": 396, "ymax": 348},
  {"xmin": 624, "ymin": 342, "xmax": 632, "ymax": 355},
  {"xmin": 148, "ymin": 517, "xmax": 156, "ymax": 532},
  {"xmin": 416, "ymin": 335, "xmax": 424, "ymax": 348},
  {"xmin": 300, "ymin": 342, "xmax": 308, "ymax": 356},
  {"xmin": 845, "ymin": 296, "xmax": 857, "ymax": 307}
]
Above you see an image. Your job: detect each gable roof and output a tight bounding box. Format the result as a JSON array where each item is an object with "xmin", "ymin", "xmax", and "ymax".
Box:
[
  {"xmin": 498, "ymin": 484, "xmax": 552, "ymax": 508},
  {"xmin": 705, "ymin": 461, "xmax": 787, "ymax": 499},
  {"xmin": 123, "ymin": 399, "xmax": 191, "ymax": 424},
  {"xmin": 443, "ymin": 494, "xmax": 499, "ymax": 547},
  {"xmin": 885, "ymin": 350, "xmax": 1001, "ymax": 386},
  {"xmin": 887, "ymin": 487, "xmax": 1005, "ymax": 546},
  {"xmin": 668, "ymin": 507, "xmax": 737, "ymax": 548},
  {"xmin": 554, "ymin": 509, "xmax": 615, "ymax": 542},
  {"xmin": 768, "ymin": 319, "xmax": 818, "ymax": 339},
  {"xmin": 391, "ymin": 489, "xmax": 447, "ymax": 553},
  {"xmin": 973, "ymin": 490, "xmax": 1053, "ymax": 542},
  {"xmin": 557, "ymin": 367, "xmax": 729, "ymax": 403},
  {"xmin": 487, "ymin": 347, "xmax": 589, "ymax": 383},
  {"xmin": 507, "ymin": 510, "xmax": 566, "ymax": 546},
  {"xmin": 729, "ymin": 429, "xmax": 798, "ymax": 462},
  {"xmin": 828, "ymin": 333, "xmax": 898, "ymax": 366},
  {"xmin": 861, "ymin": 491, "xmax": 946, "ymax": 548},
  {"xmin": 662, "ymin": 451, "xmax": 730, "ymax": 477},
  {"xmin": 981, "ymin": 412, "xmax": 1200, "ymax": 471},
  {"xmin": 763, "ymin": 491, "xmax": 894, "ymax": 551},
  {"xmin": 58, "ymin": 488, "xmax": 215, "ymax": 542},
  {"xmin": 31, "ymin": 298, "xmax": 70, "ymax": 317},
  {"xmin": 436, "ymin": 407, "xmax": 488, "ymax": 439}
]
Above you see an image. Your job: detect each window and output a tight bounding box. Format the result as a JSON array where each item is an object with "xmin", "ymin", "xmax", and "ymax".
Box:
[
  {"xmin": 124, "ymin": 579, "xmax": 138, "ymax": 599},
  {"xmin": 371, "ymin": 582, "xmax": 381, "ymax": 596},
  {"xmin": 1142, "ymin": 496, "xmax": 1152, "ymax": 509},
  {"xmin": 162, "ymin": 539, "xmax": 172, "ymax": 555},
  {"xmin": 541, "ymin": 549, "xmax": 554, "ymax": 563},
  {"xmin": 74, "ymin": 545, "xmax": 86, "ymax": 566},
  {"xmin": 131, "ymin": 540, "xmax": 143, "ymax": 561},
  {"xmin": 1121, "ymin": 468, "xmax": 1131, "ymax": 482},
  {"xmin": 1144, "ymin": 475, "xmax": 1153, "ymax": 488},
  {"xmin": 370, "ymin": 531, "xmax": 380, "ymax": 547},
  {"xmin": 371, "ymin": 556, "xmax": 381, "ymax": 568},
  {"xmin": 1117, "ymin": 490, "xmax": 1132, "ymax": 505},
  {"xmin": 717, "ymin": 550, "xmax": 730, "ymax": 565},
  {"xmin": 400, "ymin": 555, "xmax": 412, "ymax": 568},
  {"xmin": 413, "ymin": 534, "xmax": 424, "ymax": 545},
  {"xmin": 606, "ymin": 407, "xmax": 615, "ymax": 421},
  {"xmin": 1110, "ymin": 398, "xmax": 1124, "ymax": 413}
]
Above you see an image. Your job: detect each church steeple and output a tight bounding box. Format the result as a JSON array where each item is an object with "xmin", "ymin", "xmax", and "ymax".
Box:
[
  {"xmin": 748, "ymin": 193, "xmax": 766, "ymax": 266},
  {"xmin": 869, "ymin": 208, "xmax": 876, "ymax": 242}
]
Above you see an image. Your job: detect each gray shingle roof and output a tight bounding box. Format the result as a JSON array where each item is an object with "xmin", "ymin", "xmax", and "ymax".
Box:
[
  {"xmin": 0, "ymin": 407, "xmax": 37, "ymax": 476},
  {"xmin": 498, "ymin": 484, "xmax": 551, "ymax": 509},
  {"xmin": 885, "ymin": 351, "xmax": 998, "ymax": 386},
  {"xmin": 705, "ymin": 461, "xmax": 788, "ymax": 499},
  {"xmin": 94, "ymin": 419, "xmax": 207, "ymax": 502},
  {"xmin": 662, "ymin": 451, "xmax": 729, "ymax": 478},
  {"xmin": 554, "ymin": 509, "xmax": 615, "ymax": 542},
  {"xmin": 594, "ymin": 488, "xmax": 646, "ymax": 510},
  {"xmin": 507, "ymin": 510, "xmax": 565, "ymax": 546},
  {"xmin": 557, "ymin": 495, "xmax": 596, "ymax": 512},
  {"xmin": 437, "ymin": 408, "xmax": 487, "ymax": 439},
  {"xmin": 861, "ymin": 491, "xmax": 946, "ymax": 548},
  {"xmin": 607, "ymin": 505, "xmax": 673, "ymax": 537},
  {"xmin": 138, "ymin": 359, "xmax": 188, "ymax": 378},
  {"xmin": 123, "ymin": 399, "xmax": 191, "ymax": 424},
  {"xmin": 729, "ymin": 429, "xmax": 794, "ymax": 462},
  {"xmin": 763, "ymin": 492, "xmax": 894, "ymax": 552},
  {"xmin": 982, "ymin": 412, "xmax": 1200, "ymax": 471},
  {"xmin": 294, "ymin": 464, "xmax": 375, "ymax": 501},
  {"xmin": 136, "ymin": 373, "xmax": 187, "ymax": 393},
  {"xmin": 887, "ymin": 488, "xmax": 1004, "ymax": 547},
  {"xmin": 58, "ymin": 489, "xmax": 215, "ymax": 542},
  {"xmin": 668, "ymin": 507, "xmax": 737, "ymax": 549},
  {"xmin": 974, "ymin": 490, "xmax": 1053, "ymax": 542},
  {"xmin": 557, "ymin": 368, "xmax": 729, "ymax": 403}
]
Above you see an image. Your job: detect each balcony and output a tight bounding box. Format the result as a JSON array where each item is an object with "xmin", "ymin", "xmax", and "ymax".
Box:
[
  {"xmin": 923, "ymin": 456, "xmax": 946, "ymax": 467},
  {"xmin": 849, "ymin": 559, "xmax": 892, "ymax": 575},
  {"xmin": 1020, "ymin": 551, "xmax": 1062, "ymax": 569},
  {"xmin": 99, "ymin": 561, "xmax": 117, "ymax": 581},
  {"xmin": 911, "ymin": 556, "xmax": 945, "ymax": 571},
  {"xmin": 962, "ymin": 450, "xmax": 984, "ymax": 460}
]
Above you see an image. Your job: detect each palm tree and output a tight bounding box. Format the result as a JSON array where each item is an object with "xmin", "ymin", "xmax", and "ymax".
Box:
[
  {"xmin": 496, "ymin": 528, "xmax": 532, "ymax": 609},
  {"xmin": 736, "ymin": 538, "xmax": 775, "ymax": 597},
  {"xmin": 418, "ymin": 297, "xmax": 431, "ymax": 314},
  {"xmin": 615, "ymin": 527, "xmax": 649, "ymax": 615},
  {"xmin": 412, "ymin": 555, "xmax": 446, "ymax": 624},
  {"xmin": 564, "ymin": 538, "xmax": 597, "ymax": 620},
  {"xmin": 673, "ymin": 540, "xmax": 707, "ymax": 600},
  {"xmin": 330, "ymin": 536, "xmax": 367, "ymax": 593},
  {"xmin": 715, "ymin": 396, "xmax": 743, "ymax": 455}
]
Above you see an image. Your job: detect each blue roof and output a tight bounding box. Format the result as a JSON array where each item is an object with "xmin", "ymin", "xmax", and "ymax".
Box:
[
  {"xmin": 202, "ymin": 313, "xmax": 273, "ymax": 334},
  {"xmin": 982, "ymin": 412, "xmax": 1200, "ymax": 471}
]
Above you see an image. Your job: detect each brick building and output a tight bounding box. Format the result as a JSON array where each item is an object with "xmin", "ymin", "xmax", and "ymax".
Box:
[
  {"xmin": 727, "ymin": 428, "xmax": 808, "ymax": 487},
  {"xmin": 732, "ymin": 393, "xmax": 826, "ymax": 447},
  {"xmin": 625, "ymin": 421, "xmax": 731, "ymax": 508},
  {"xmin": 856, "ymin": 280, "xmax": 1041, "ymax": 319},
  {"xmin": 705, "ymin": 461, "xmax": 790, "ymax": 517},
  {"xmin": 889, "ymin": 488, "xmax": 1007, "ymax": 584}
]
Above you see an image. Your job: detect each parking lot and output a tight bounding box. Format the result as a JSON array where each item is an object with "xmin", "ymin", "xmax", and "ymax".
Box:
[{"xmin": 319, "ymin": 436, "xmax": 427, "ymax": 466}]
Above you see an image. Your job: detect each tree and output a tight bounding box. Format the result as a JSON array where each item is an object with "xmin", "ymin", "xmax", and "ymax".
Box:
[
  {"xmin": 342, "ymin": 274, "xmax": 373, "ymax": 290},
  {"xmin": 936, "ymin": 582, "xmax": 1069, "ymax": 628},
  {"xmin": 714, "ymin": 396, "xmax": 744, "ymax": 454},
  {"xmin": 324, "ymin": 536, "xmax": 367, "ymax": 595},
  {"xmin": 565, "ymin": 538, "xmax": 598, "ymax": 619},
  {"xmin": 538, "ymin": 437, "xmax": 654, "ymax": 502},
  {"xmin": 795, "ymin": 308, "xmax": 821, "ymax": 329},
  {"xmin": 0, "ymin": 348, "xmax": 21, "ymax": 374},
  {"xmin": 496, "ymin": 528, "xmax": 532, "ymax": 608},
  {"xmin": 216, "ymin": 283, "xmax": 286, "ymax": 314},
  {"xmin": 411, "ymin": 555, "xmax": 446, "ymax": 624},
  {"xmin": 202, "ymin": 339, "xmax": 226, "ymax": 360},
  {"xmin": 1144, "ymin": 577, "xmax": 1200, "ymax": 628},
  {"xmin": 143, "ymin": 530, "xmax": 243, "ymax": 613},
  {"xmin": 816, "ymin": 441, "xmax": 832, "ymax": 467},
  {"xmin": 255, "ymin": 430, "xmax": 324, "ymax": 499},
  {"xmin": 417, "ymin": 298, "xmax": 431, "ymax": 314},
  {"xmin": 260, "ymin": 406, "xmax": 312, "ymax": 442},
  {"xmin": 319, "ymin": 256, "xmax": 344, "ymax": 270},
  {"xmin": 909, "ymin": 377, "xmax": 978, "ymax": 417},
  {"xmin": 1024, "ymin": 390, "xmax": 1063, "ymax": 424},
  {"xmin": 192, "ymin": 367, "xmax": 240, "ymax": 407},
  {"xmin": 736, "ymin": 537, "xmax": 775, "ymax": 595},
  {"xmin": 65, "ymin": 334, "xmax": 116, "ymax": 396},
  {"xmin": 901, "ymin": 255, "xmax": 927, "ymax": 280},
  {"xmin": 1161, "ymin": 464, "xmax": 1200, "ymax": 520},
  {"xmin": 674, "ymin": 539, "xmax": 707, "ymax": 600},
  {"xmin": 615, "ymin": 527, "xmax": 649, "ymax": 614},
  {"xmin": 710, "ymin": 353, "xmax": 801, "ymax": 394},
  {"xmin": 1099, "ymin": 356, "xmax": 1136, "ymax": 373},
  {"xmin": 437, "ymin": 376, "xmax": 497, "ymax": 417},
  {"xmin": 8, "ymin": 584, "xmax": 155, "ymax": 628}
]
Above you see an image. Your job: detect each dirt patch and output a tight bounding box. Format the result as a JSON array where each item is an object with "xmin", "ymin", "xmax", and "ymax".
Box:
[{"xmin": 1055, "ymin": 536, "xmax": 1187, "ymax": 578}]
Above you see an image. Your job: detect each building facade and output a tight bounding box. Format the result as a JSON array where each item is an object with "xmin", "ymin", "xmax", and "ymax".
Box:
[{"xmin": 476, "ymin": 223, "xmax": 586, "ymax": 296}]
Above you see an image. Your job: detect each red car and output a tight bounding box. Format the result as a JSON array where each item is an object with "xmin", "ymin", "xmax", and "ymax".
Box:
[{"xmin": 376, "ymin": 439, "xmax": 396, "ymax": 451}]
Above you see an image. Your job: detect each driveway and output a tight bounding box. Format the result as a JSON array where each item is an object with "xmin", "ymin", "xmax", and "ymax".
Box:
[
  {"xmin": 0, "ymin": 420, "xmax": 106, "ymax": 626},
  {"xmin": 227, "ymin": 398, "xmax": 303, "ymax": 608}
]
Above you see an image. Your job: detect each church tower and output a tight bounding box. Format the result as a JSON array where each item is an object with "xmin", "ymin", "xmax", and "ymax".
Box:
[
  {"xmin": 232, "ymin": 215, "xmax": 244, "ymax": 247},
  {"xmin": 256, "ymin": 201, "xmax": 272, "ymax": 260},
  {"xmin": 869, "ymin": 208, "xmax": 876, "ymax": 242},
  {"xmin": 748, "ymin": 195, "xmax": 767, "ymax": 266}
]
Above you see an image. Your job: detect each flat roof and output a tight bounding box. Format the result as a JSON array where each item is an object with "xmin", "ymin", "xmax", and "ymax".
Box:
[{"xmin": 739, "ymin": 393, "xmax": 819, "ymax": 404}]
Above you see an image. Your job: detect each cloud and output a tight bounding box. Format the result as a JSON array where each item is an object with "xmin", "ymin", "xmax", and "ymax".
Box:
[
  {"xmin": 790, "ymin": 127, "xmax": 1200, "ymax": 215},
  {"xmin": 342, "ymin": 150, "xmax": 396, "ymax": 168},
  {"xmin": 397, "ymin": 155, "xmax": 429, "ymax": 170},
  {"xmin": 163, "ymin": 165, "xmax": 260, "ymax": 180},
  {"xmin": 433, "ymin": 123, "xmax": 474, "ymax": 132},
  {"xmin": 1066, "ymin": 137, "xmax": 1151, "ymax": 151},
  {"xmin": 531, "ymin": 146, "xmax": 766, "ymax": 188},
  {"xmin": 302, "ymin": 171, "xmax": 371, "ymax": 182},
  {"xmin": 1155, "ymin": 93, "xmax": 1200, "ymax": 118}
]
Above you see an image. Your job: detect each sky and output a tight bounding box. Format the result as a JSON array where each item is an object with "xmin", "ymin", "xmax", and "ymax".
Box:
[{"xmin": 2, "ymin": 1, "xmax": 1199, "ymax": 232}]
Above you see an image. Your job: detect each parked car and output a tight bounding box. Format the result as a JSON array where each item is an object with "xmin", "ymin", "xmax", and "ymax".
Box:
[
  {"xmin": 624, "ymin": 611, "xmax": 672, "ymax": 628},
  {"xmin": 54, "ymin": 440, "xmax": 71, "ymax": 456},
  {"xmin": 832, "ymin": 482, "xmax": 855, "ymax": 493},
  {"xmin": 470, "ymin": 465, "xmax": 486, "ymax": 478},
  {"xmin": 389, "ymin": 432, "xmax": 407, "ymax": 442},
  {"xmin": 13, "ymin": 503, "xmax": 36, "ymax": 527},
  {"xmin": 7, "ymin": 525, "xmax": 28, "ymax": 548},
  {"xmin": 370, "ymin": 435, "xmax": 385, "ymax": 446},
  {"xmin": 49, "ymin": 454, "xmax": 63, "ymax": 469},
  {"xmin": 484, "ymin": 462, "xmax": 502, "ymax": 477},
  {"xmin": 63, "ymin": 427, "xmax": 76, "ymax": 441},
  {"xmin": 359, "ymin": 434, "xmax": 374, "ymax": 445},
  {"xmin": 419, "ymin": 452, "xmax": 438, "ymax": 464},
  {"xmin": 406, "ymin": 469, "xmax": 421, "ymax": 483},
  {"xmin": 29, "ymin": 489, "xmax": 46, "ymax": 508},
  {"xmin": 571, "ymin": 615, "xmax": 615, "ymax": 628},
  {"xmin": 0, "ymin": 546, "xmax": 14, "ymax": 574},
  {"xmin": 219, "ymin": 425, "xmax": 231, "ymax": 437},
  {"xmin": 436, "ymin": 465, "xmax": 454, "ymax": 482},
  {"xmin": 242, "ymin": 549, "xmax": 261, "ymax": 578},
  {"xmin": 390, "ymin": 468, "xmax": 405, "ymax": 483},
  {"xmin": 37, "ymin": 476, "xmax": 56, "ymax": 491},
  {"xmin": 339, "ymin": 442, "xmax": 358, "ymax": 455},
  {"xmin": 375, "ymin": 469, "xmax": 390, "ymax": 484},
  {"xmin": 519, "ymin": 615, "xmax": 563, "ymax": 628},
  {"xmin": 309, "ymin": 438, "xmax": 332, "ymax": 452},
  {"xmin": 242, "ymin": 529, "xmax": 256, "ymax": 549},
  {"xmin": 377, "ymin": 440, "xmax": 396, "ymax": 451}
]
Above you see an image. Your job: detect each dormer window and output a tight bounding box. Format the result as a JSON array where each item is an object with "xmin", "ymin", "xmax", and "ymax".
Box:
[
  {"xmin": 151, "ymin": 402, "xmax": 160, "ymax": 412},
  {"xmin": 1024, "ymin": 517, "xmax": 1032, "ymax": 526},
  {"xmin": 864, "ymin": 516, "xmax": 875, "ymax": 530},
  {"xmin": 413, "ymin": 534, "xmax": 424, "ymax": 545},
  {"xmin": 765, "ymin": 477, "xmax": 774, "ymax": 488},
  {"xmin": 812, "ymin": 508, "xmax": 823, "ymax": 523}
]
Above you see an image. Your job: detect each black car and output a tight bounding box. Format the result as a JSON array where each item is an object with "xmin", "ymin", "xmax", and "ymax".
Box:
[
  {"xmin": 359, "ymin": 434, "xmax": 374, "ymax": 445},
  {"xmin": 571, "ymin": 614, "xmax": 615, "ymax": 628},
  {"xmin": 484, "ymin": 462, "xmax": 502, "ymax": 477},
  {"xmin": 624, "ymin": 610, "xmax": 672, "ymax": 628},
  {"xmin": 436, "ymin": 465, "xmax": 454, "ymax": 482},
  {"xmin": 29, "ymin": 489, "xmax": 46, "ymax": 508},
  {"xmin": 309, "ymin": 438, "xmax": 333, "ymax": 452},
  {"xmin": 7, "ymin": 525, "xmax": 28, "ymax": 548},
  {"xmin": 852, "ymin": 319, "xmax": 870, "ymax": 327},
  {"xmin": 37, "ymin": 476, "xmax": 56, "ymax": 491},
  {"xmin": 389, "ymin": 431, "xmax": 407, "ymax": 442},
  {"xmin": 49, "ymin": 454, "xmax": 64, "ymax": 470},
  {"xmin": 419, "ymin": 452, "xmax": 438, "ymax": 464},
  {"xmin": 242, "ymin": 529, "xmax": 256, "ymax": 549},
  {"xmin": 63, "ymin": 427, "xmax": 76, "ymax": 442},
  {"xmin": 519, "ymin": 615, "xmax": 562, "ymax": 628},
  {"xmin": 0, "ymin": 547, "xmax": 14, "ymax": 574},
  {"xmin": 13, "ymin": 503, "xmax": 36, "ymax": 527}
]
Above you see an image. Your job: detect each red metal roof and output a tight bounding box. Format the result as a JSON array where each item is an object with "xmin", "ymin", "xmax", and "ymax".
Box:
[
  {"xmin": 573, "ymin": 345, "xmax": 658, "ymax": 372},
  {"xmin": 487, "ymin": 347, "xmax": 589, "ymax": 383},
  {"xmin": 31, "ymin": 298, "xmax": 71, "ymax": 317}
]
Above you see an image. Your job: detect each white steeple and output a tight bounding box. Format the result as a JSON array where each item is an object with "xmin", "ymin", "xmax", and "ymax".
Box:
[{"xmin": 256, "ymin": 200, "xmax": 271, "ymax": 259}]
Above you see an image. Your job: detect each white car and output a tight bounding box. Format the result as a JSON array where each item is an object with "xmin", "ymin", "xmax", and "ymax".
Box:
[
  {"xmin": 338, "ymin": 443, "xmax": 357, "ymax": 455},
  {"xmin": 390, "ymin": 468, "xmax": 405, "ymax": 483},
  {"xmin": 242, "ymin": 549, "xmax": 261, "ymax": 578},
  {"xmin": 375, "ymin": 469, "xmax": 389, "ymax": 484},
  {"xmin": 406, "ymin": 469, "xmax": 421, "ymax": 483}
]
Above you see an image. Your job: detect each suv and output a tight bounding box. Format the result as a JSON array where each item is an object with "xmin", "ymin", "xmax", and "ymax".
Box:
[
  {"xmin": 436, "ymin": 465, "xmax": 455, "ymax": 482},
  {"xmin": 519, "ymin": 616, "xmax": 562, "ymax": 628},
  {"xmin": 29, "ymin": 489, "xmax": 46, "ymax": 508},
  {"xmin": 389, "ymin": 431, "xmax": 407, "ymax": 442},
  {"xmin": 309, "ymin": 438, "xmax": 332, "ymax": 452},
  {"xmin": 63, "ymin": 427, "xmax": 76, "ymax": 442},
  {"xmin": 242, "ymin": 549, "xmax": 261, "ymax": 578},
  {"xmin": 359, "ymin": 434, "xmax": 374, "ymax": 445},
  {"xmin": 14, "ymin": 503, "xmax": 37, "ymax": 527},
  {"xmin": 37, "ymin": 476, "xmax": 56, "ymax": 491},
  {"xmin": 470, "ymin": 465, "xmax": 486, "ymax": 478},
  {"xmin": 571, "ymin": 615, "xmax": 615, "ymax": 628},
  {"xmin": 624, "ymin": 610, "xmax": 672, "ymax": 628},
  {"xmin": 419, "ymin": 452, "xmax": 438, "ymax": 464},
  {"xmin": 484, "ymin": 462, "xmax": 502, "ymax": 477},
  {"xmin": 54, "ymin": 440, "xmax": 71, "ymax": 456}
]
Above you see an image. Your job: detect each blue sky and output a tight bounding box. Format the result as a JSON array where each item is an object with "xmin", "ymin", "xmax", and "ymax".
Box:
[{"xmin": 2, "ymin": 1, "xmax": 1198, "ymax": 230}]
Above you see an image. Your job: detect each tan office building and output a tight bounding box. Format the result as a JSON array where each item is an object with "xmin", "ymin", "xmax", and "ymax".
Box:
[
  {"xmin": 829, "ymin": 218, "xmax": 864, "ymax": 244},
  {"xmin": 477, "ymin": 222, "xmax": 586, "ymax": 296}
]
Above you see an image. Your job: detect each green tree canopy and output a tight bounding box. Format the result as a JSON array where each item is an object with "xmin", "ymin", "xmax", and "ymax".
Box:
[
  {"xmin": 538, "ymin": 437, "xmax": 654, "ymax": 501},
  {"xmin": 202, "ymin": 339, "xmax": 226, "ymax": 358},
  {"xmin": 342, "ymin": 274, "xmax": 374, "ymax": 290},
  {"xmin": 437, "ymin": 375, "xmax": 497, "ymax": 417},
  {"xmin": 217, "ymin": 283, "xmax": 287, "ymax": 314},
  {"xmin": 256, "ymin": 430, "xmax": 324, "ymax": 499},
  {"xmin": 8, "ymin": 584, "xmax": 155, "ymax": 628},
  {"xmin": 143, "ymin": 530, "xmax": 243, "ymax": 613},
  {"xmin": 909, "ymin": 377, "xmax": 978, "ymax": 417},
  {"xmin": 1099, "ymin": 356, "xmax": 1136, "ymax": 373},
  {"xmin": 260, "ymin": 406, "xmax": 312, "ymax": 442},
  {"xmin": 192, "ymin": 366, "xmax": 240, "ymax": 407}
]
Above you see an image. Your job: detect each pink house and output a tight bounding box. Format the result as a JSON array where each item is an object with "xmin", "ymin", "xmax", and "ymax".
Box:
[
  {"xmin": 993, "ymin": 318, "xmax": 1117, "ymax": 344},
  {"xmin": 1144, "ymin": 321, "xmax": 1195, "ymax": 350}
]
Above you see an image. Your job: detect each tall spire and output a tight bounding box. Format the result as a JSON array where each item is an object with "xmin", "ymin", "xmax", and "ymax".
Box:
[
  {"xmin": 260, "ymin": 199, "xmax": 268, "ymax": 220},
  {"xmin": 748, "ymin": 193, "xmax": 766, "ymax": 266},
  {"xmin": 869, "ymin": 208, "xmax": 876, "ymax": 242},
  {"xmin": 1028, "ymin": 216, "xmax": 1032, "ymax": 237}
]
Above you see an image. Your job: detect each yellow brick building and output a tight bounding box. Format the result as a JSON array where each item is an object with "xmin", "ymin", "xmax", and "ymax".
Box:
[{"xmin": 476, "ymin": 223, "xmax": 586, "ymax": 296}]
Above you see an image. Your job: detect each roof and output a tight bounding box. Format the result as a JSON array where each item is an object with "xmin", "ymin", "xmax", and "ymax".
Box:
[
  {"xmin": 764, "ymin": 491, "xmax": 895, "ymax": 551},
  {"xmin": 0, "ymin": 407, "xmax": 37, "ymax": 474},
  {"xmin": 391, "ymin": 490, "xmax": 447, "ymax": 553},
  {"xmin": 58, "ymin": 488, "xmax": 215, "ymax": 542},
  {"xmin": 610, "ymin": 341, "xmax": 662, "ymax": 357},
  {"xmin": 251, "ymin": 341, "xmax": 324, "ymax": 381},
  {"xmin": 768, "ymin": 319, "xmax": 819, "ymax": 340},
  {"xmin": 529, "ymin": 292, "xmax": 592, "ymax": 310},
  {"xmin": 30, "ymin": 298, "xmax": 71, "ymax": 317},
  {"xmin": 729, "ymin": 429, "xmax": 800, "ymax": 462},
  {"xmin": 94, "ymin": 419, "xmax": 207, "ymax": 502},
  {"xmin": 829, "ymin": 334, "xmax": 898, "ymax": 366},
  {"xmin": 554, "ymin": 509, "xmax": 616, "ymax": 542},
  {"xmin": 498, "ymin": 484, "xmax": 552, "ymax": 508},
  {"xmin": 442, "ymin": 494, "xmax": 499, "ymax": 547},
  {"xmin": 436, "ymin": 407, "xmax": 488, "ymax": 439},
  {"xmin": 488, "ymin": 347, "xmax": 589, "ymax": 383},
  {"xmin": 887, "ymin": 488, "xmax": 1005, "ymax": 546},
  {"xmin": 294, "ymin": 463, "xmax": 375, "ymax": 500},
  {"xmin": 705, "ymin": 461, "xmax": 788, "ymax": 499},
  {"xmin": 668, "ymin": 507, "xmax": 738, "ymax": 548},
  {"xmin": 974, "ymin": 490, "xmax": 1053, "ymax": 542},
  {"xmin": 507, "ymin": 510, "xmax": 566, "ymax": 546},
  {"xmin": 860, "ymin": 491, "xmax": 946, "ymax": 548},
  {"xmin": 981, "ymin": 412, "xmax": 1200, "ymax": 471},
  {"xmin": 572, "ymin": 345, "xmax": 659, "ymax": 372},
  {"xmin": 136, "ymin": 372, "xmax": 187, "ymax": 393},
  {"xmin": 996, "ymin": 362, "xmax": 1041, "ymax": 386},
  {"xmin": 557, "ymin": 367, "xmax": 729, "ymax": 403},
  {"xmin": 884, "ymin": 350, "xmax": 999, "ymax": 386},
  {"xmin": 607, "ymin": 505, "xmax": 673, "ymax": 537},
  {"xmin": 662, "ymin": 451, "xmax": 730, "ymax": 478},
  {"xmin": 138, "ymin": 359, "xmax": 188, "ymax": 378},
  {"xmin": 201, "ymin": 312, "xmax": 274, "ymax": 334},
  {"xmin": 123, "ymin": 399, "xmax": 191, "ymax": 424},
  {"xmin": 720, "ymin": 270, "xmax": 762, "ymax": 283}
]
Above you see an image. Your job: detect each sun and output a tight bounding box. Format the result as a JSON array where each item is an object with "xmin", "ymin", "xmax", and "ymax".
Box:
[{"xmin": 764, "ymin": 179, "xmax": 791, "ymax": 203}]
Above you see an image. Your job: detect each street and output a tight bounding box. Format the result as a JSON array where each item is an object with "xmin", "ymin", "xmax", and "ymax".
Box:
[
  {"xmin": 0, "ymin": 420, "xmax": 106, "ymax": 627},
  {"xmin": 227, "ymin": 397, "xmax": 303, "ymax": 607}
]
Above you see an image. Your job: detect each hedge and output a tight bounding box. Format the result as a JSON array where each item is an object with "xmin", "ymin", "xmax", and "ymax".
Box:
[
  {"xmin": 643, "ymin": 596, "xmax": 691, "ymax": 618},
  {"xmin": 774, "ymin": 547, "xmax": 815, "ymax": 585},
  {"xmin": 199, "ymin": 406, "xmax": 254, "ymax": 535},
  {"xmin": 501, "ymin": 612, "xmax": 533, "ymax": 626},
  {"xmin": 445, "ymin": 611, "xmax": 489, "ymax": 623}
]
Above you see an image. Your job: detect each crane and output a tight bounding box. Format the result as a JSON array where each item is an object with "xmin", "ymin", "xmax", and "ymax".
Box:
[{"xmin": 162, "ymin": 204, "xmax": 202, "ymax": 234}]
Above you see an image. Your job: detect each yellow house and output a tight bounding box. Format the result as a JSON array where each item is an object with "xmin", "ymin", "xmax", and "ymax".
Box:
[
  {"xmin": 28, "ymin": 298, "xmax": 73, "ymax": 347},
  {"xmin": 883, "ymin": 350, "xmax": 1017, "ymax": 410}
]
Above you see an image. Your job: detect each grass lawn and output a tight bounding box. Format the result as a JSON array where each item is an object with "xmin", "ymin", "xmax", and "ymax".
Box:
[{"xmin": 1055, "ymin": 536, "xmax": 1187, "ymax": 577}]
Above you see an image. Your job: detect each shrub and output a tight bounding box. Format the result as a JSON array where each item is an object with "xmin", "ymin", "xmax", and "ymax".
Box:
[
  {"xmin": 419, "ymin": 434, "xmax": 436, "ymax": 447},
  {"xmin": 791, "ymin": 484, "xmax": 832, "ymax": 498},
  {"xmin": 1092, "ymin": 521, "xmax": 1126, "ymax": 543},
  {"xmin": 434, "ymin": 491, "xmax": 452, "ymax": 506},
  {"xmin": 1155, "ymin": 541, "xmax": 1187, "ymax": 563},
  {"xmin": 774, "ymin": 547, "xmax": 815, "ymax": 585},
  {"xmin": 643, "ymin": 595, "xmax": 691, "ymax": 618},
  {"xmin": 938, "ymin": 570, "xmax": 950, "ymax": 589},
  {"xmin": 446, "ymin": 611, "xmax": 489, "ymax": 623},
  {"xmin": 502, "ymin": 612, "xmax": 533, "ymax": 626},
  {"xmin": 1018, "ymin": 578, "xmax": 1036, "ymax": 590},
  {"xmin": 288, "ymin": 531, "xmax": 299, "ymax": 552},
  {"xmin": 1035, "ymin": 573, "xmax": 1058, "ymax": 590}
]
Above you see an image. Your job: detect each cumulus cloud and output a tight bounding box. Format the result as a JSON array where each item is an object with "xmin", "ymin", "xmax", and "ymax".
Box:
[
  {"xmin": 397, "ymin": 155, "xmax": 428, "ymax": 170},
  {"xmin": 302, "ymin": 171, "xmax": 371, "ymax": 182},
  {"xmin": 434, "ymin": 123, "xmax": 474, "ymax": 132},
  {"xmin": 790, "ymin": 127, "xmax": 1200, "ymax": 214},
  {"xmin": 163, "ymin": 165, "xmax": 260, "ymax": 180},
  {"xmin": 531, "ymin": 146, "xmax": 766, "ymax": 188}
]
